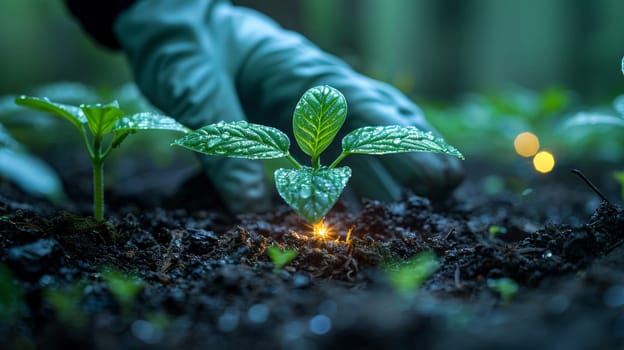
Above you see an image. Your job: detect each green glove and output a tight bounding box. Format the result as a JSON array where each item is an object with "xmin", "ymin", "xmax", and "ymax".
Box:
[{"xmin": 114, "ymin": 0, "xmax": 463, "ymax": 213}]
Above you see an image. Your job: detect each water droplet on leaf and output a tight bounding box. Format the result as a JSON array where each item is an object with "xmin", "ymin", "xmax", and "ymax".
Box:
[
  {"xmin": 300, "ymin": 185, "xmax": 312, "ymax": 199},
  {"xmin": 393, "ymin": 138, "xmax": 401, "ymax": 145},
  {"xmin": 207, "ymin": 138, "xmax": 220, "ymax": 147}
]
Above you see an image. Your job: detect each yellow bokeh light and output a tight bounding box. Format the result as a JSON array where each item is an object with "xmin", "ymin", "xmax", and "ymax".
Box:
[
  {"xmin": 514, "ymin": 132, "xmax": 540, "ymax": 157},
  {"xmin": 533, "ymin": 151, "xmax": 555, "ymax": 173}
]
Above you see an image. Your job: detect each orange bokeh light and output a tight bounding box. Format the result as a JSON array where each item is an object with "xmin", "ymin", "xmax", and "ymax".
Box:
[{"xmin": 514, "ymin": 132, "xmax": 540, "ymax": 157}]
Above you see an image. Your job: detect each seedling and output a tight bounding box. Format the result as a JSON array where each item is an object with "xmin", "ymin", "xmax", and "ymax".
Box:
[
  {"xmin": 0, "ymin": 264, "xmax": 24, "ymax": 322},
  {"xmin": 14, "ymin": 96, "xmax": 190, "ymax": 221},
  {"xmin": 173, "ymin": 85, "xmax": 463, "ymax": 223},
  {"xmin": 44, "ymin": 281, "xmax": 88, "ymax": 328},
  {"xmin": 101, "ymin": 268, "xmax": 144, "ymax": 316},
  {"xmin": 488, "ymin": 225, "xmax": 507, "ymax": 239},
  {"xmin": 487, "ymin": 277, "xmax": 519, "ymax": 304},
  {"xmin": 267, "ymin": 245, "xmax": 298, "ymax": 271},
  {"xmin": 386, "ymin": 251, "xmax": 440, "ymax": 294}
]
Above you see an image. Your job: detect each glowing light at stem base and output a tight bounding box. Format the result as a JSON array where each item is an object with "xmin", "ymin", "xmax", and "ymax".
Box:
[
  {"xmin": 312, "ymin": 219, "xmax": 331, "ymax": 239},
  {"xmin": 306, "ymin": 219, "xmax": 353, "ymax": 244}
]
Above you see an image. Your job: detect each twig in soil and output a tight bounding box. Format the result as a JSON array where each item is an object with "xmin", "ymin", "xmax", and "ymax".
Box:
[
  {"xmin": 571, "ymin": 169, "xmax": 610, "ymax": 204},
  {"xmin": 515, "ymin": 247, "xmax": 545, "ymax": 255},
  {"xmin": 344, "ymin": 256, "xmax": 359, "ymax": 282},
  {"xmin": 443, "ymin": 227, "xmax": 456, "ymax": 240}
]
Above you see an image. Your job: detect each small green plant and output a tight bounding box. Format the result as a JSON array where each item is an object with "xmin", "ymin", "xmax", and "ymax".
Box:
[
  {"xmin": 44, "ymin": 281, "xmax": 88, "ymax": 328},
  {"xmin": 487, "ymin": 277, "xmax": 519, "ymax": 304},
  {"xmin": 14, "ymin": 96, "xmax": 189, "ymax": 221},
  {"xmin": 173, "ymin": 85, "xmax": 463, "ymax": 223},
  {"xmin": 488, "ymin": 225, "xmax": 507, "ymax": 239},
  {"xmin": 0, "ymin": 264, "xmax": 24, "ymax": 323},
  {"xmin": 386, "ymin": 251, "xmax": 440, "ymax": 294},
  {"xmin": 267, "ymin": 245, "xmax": 298, "ymax": 271},
  {"xmin": 101, "ymin": 268, "xmax": 144, "ymax": 316}
]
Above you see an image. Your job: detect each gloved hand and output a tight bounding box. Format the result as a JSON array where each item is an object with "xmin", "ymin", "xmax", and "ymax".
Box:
[{"xmin": 109, "ymin": 0, "xmax": 462, "ymax": 213}]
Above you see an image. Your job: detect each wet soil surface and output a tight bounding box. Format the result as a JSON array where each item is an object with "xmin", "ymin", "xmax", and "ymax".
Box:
[{"xmin": 1, "ymin": 161, "xmax": 624, "ymax": 349}]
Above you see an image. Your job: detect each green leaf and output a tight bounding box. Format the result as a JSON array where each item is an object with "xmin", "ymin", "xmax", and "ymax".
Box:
[
  {"xmin": 341, "ymin": 125, "xmax": 464, "ymax": 159},
  {"xmin": 267, "ymin": 245, "xmax": 298, "ymax": 270},
  {"xmin": 293, "ymin": 85, "xmax": 347, "ymax": 162},
  {"xmin": 172, "ymin": 121, "xmax": 290, "ymax": 159},
  {"xmin": 115, "ymin": 112, "xmax": 190, "ymax": 134},
  {"xmin": 14, "ymin": 95, "xmax": 86, "ymax": 130},
  {"xmin": 81, "ymin": 101, "xmax": 124, "ymax": 137},
  {"xmin": 274, "ymin": 166, "xmax": 351, "ymax": 223}
]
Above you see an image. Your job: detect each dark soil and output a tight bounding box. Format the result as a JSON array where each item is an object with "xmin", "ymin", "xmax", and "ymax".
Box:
[{"xmin": 1, "ymin": 160, "xmax": 624, "ymax": 350}]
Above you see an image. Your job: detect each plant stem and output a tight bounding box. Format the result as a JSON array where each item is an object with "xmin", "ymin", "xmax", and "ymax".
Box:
[
  {"xmin": 80, "ymin": 128, "xmax": 95, "ymax": 159},
  {"xmin": 286, "ymin": 154, "xmax": 303, "ymax": 169},
  {"xmin": 92, "ymin": 136, "xmax": 105, "ymax": 221},
  {"xmin": 329, "ymin": 152, "xmax": 348, "ymax": 169},
  {"xmin": 92, "ymin": 158, "xmax": 104, "ymax": 221},
  {"xmin": 312, "ymin": 155, "xmax": 320, "ymax": 170}
]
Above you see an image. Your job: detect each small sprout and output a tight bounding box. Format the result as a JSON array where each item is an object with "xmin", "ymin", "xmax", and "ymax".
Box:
[
  {"xmin": 44, "ymin": 281, "xmax": 87, "ymax": 328},
  {"xmin": 14, "ymin": 96, "xmax": 190, "ymax": 221},
  {"xmin": 101, "ymin": 268, "xmax": 144, "ymax": 315},
  {"xmin": 0, "ymin": 264, "xmax": 24, "ymax": 322},
  {"xmin": 488, "ymin": 225, "xmax": 507, "ymax": 239},
  {"xmin": 267, "ymin": 245, "xmax": 298, "ymax": 271},
  {"xmin": 487, "ymin": 277, "xmax": 519, "ymax": 304},
  {"xmin": 614, "ymin": 171, "xmax": 624, "ymax": 200},
  {"xmin": 386, "ymin": 251, "xmax": 440, "ymax": 294},
  {"xmin": 146, "ymin": 312, "xmax": 174, "ymax": 331},
  {"xmin": 173, "ymin": 85, "xmax": 463, "ymax": 224}
]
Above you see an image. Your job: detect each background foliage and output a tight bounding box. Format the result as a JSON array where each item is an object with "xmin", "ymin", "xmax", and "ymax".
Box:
[{"xmin": 1, "ymin": 0, "xmax": 623, "ymax": 100}]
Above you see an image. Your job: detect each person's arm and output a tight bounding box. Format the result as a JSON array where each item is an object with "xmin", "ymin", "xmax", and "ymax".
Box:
[{"xmin": 66, "ymin": 0, "xmax": 463, "ymax": 212}]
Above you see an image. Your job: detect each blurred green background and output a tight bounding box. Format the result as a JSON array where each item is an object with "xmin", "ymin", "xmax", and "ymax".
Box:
[
  {"xmin": 0, "ymin": 0, "xmax": 623, "ymax": 202},
  {"xmin": 1, "ymin": 0, "xmax": 623, "ymax": 100}
]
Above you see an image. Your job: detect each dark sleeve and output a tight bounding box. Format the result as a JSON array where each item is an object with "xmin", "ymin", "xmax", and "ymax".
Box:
[{"xmin": 64, "ymin": 0, "xmax": 138, "ymax": 49}]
